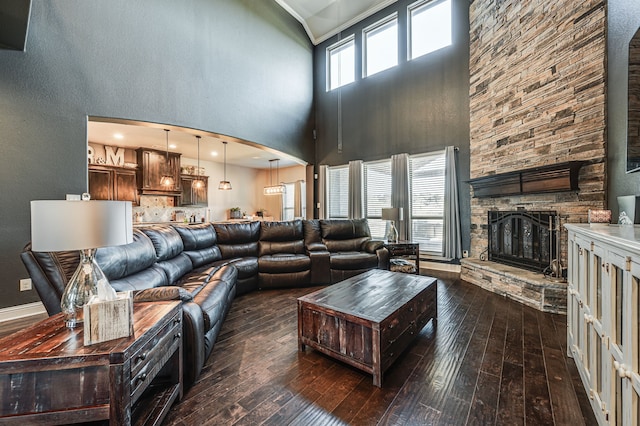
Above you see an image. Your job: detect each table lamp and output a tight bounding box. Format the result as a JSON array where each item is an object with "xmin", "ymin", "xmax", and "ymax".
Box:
[
  {"xmin": 30, "ymin": 199, "xmax": 133, "ymax": 328},
  {"xmin": 382, "ymin": 207, "xmax": 403, "ymax": 243}
]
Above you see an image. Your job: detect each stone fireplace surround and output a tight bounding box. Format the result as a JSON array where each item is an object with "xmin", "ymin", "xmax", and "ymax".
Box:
[{"xmin": 464, "ymin": 0, "xmax": 607, "ymax": 314}]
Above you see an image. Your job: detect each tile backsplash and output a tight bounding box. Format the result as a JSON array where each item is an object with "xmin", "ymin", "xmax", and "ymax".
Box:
[{"xmin": 133, "ymin": 196, "xmax": 207, "ymax": 223}]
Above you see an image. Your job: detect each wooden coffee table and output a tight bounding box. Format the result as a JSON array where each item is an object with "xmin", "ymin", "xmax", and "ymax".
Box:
[{"xmin": 298, "ymin": 269, "xmax": 437, "ymax": 386}]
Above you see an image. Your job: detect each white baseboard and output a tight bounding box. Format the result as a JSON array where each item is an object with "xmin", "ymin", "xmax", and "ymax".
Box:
[
  {"xmin": 420, "ymin": 261, "xmax": 461, "ymax": 273},
  {"xmin": 0, "ymin": 301, "xmax": 47, "ymax": 323}
]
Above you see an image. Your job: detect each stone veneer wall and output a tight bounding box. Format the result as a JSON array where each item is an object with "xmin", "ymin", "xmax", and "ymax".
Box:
[{"xmin": 468, "ymin": 0, "xmax": 607, "ymax": 265}]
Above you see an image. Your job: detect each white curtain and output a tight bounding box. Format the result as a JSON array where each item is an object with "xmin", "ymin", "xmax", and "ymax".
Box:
[
  {"xmin": 348, "ymin": 160, "xmax": 363, "ymax": 219},
  {"xmin": 391, "ymin": 153, "xmax": 410, "ymax": 241},
  {"xmin": 443, "ymin": 146, "xmax": 462, "ymax": 259},
  {"xmin": 318, "ymin": 165, "xmax": 328, "ymax": 219}
]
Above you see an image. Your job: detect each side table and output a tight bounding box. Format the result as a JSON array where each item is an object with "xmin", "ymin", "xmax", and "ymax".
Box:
[
  {"xmin": 385, "ymin": 241, "xmax": 420, "ymax": 274},
  {"xmin": 0, "ymin": 301, "xmax": 182, "ymax": 425}
]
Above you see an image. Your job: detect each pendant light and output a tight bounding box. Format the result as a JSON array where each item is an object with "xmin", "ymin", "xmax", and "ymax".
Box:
[
  {"xmin": 264, "ymin": 159, "xmax": 285, "ymax": 195},
  {"xmin": 160, "ymin": 129, "xmax": 175, "ymax": 187},
  {"xmin": 193, "ymin": 135, "xmax": 204, "ymax": 189},
  {"xmin": 218, "ymin": 141, "xmax": 232, "ymax": 190}
]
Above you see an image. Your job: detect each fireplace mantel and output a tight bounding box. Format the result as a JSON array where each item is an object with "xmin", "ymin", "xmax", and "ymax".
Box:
[{"xmin": 468, "ymin": 161, "xmax": 585, "ymax": 198}]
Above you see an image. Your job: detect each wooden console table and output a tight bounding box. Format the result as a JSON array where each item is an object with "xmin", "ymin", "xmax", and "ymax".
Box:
[{"xmin": 0, "ymin": 301, "xmax": 182, "ymax": 425}]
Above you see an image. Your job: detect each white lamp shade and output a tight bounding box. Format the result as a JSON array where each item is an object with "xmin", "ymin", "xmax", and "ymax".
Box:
[
  {"xmin": 382, "ymin": 207, "xmax": 403, "ymax": 221},
  {"xmin": 31, "ymin": 200, "xmax": 133, "ymax": 252}
]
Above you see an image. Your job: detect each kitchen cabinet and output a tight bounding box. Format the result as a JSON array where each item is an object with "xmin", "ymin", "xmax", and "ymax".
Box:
[
  {"xmin": 566, "ymin": 224, "xmax": 640, "ymax": 425},
  {"xmin": 89, "ymin": 165, "xmax": 139, "ymax": 205},
  {"xmin": 180, "ymin": 174, "xmax": 208, "ymax": 206},
  {"xmin": 136, "ymin": 148, "xmax": 181, "ymax": 195}
]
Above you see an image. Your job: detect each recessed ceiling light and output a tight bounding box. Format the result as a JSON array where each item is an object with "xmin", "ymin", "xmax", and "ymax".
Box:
[
  {"xmin": 252, "ymin": 156, "xmax": 261, "ymax": 159},
  {"xmin": 169, "ymin": 144, "xmax": 177, "ymax": 149},
  {"xmin": 113, "ymin": 133, "xmax": 124, "ymax": 140},
  {"xmin": 211, "ymin": 151, "xmax": 218, "ymax": 157}
]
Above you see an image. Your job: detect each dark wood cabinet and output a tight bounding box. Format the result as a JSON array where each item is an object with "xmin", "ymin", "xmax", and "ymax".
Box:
[
  {"xmin": 180, "ymin": 174, "xmax": 208, "ymax": 206},
  {"xmin": 136, "ymin": 148, "xmax": 181, "ymax": 195},
  {"xmin": 384, "ymin": 241, "xmax": 420, "ymax": 274},
  {"xmin": 89, "ymin": 165, "xmax": 139, "ymax": 205},
  {"xmin": 0, "ymin": 302, "xmax": 183, "ymax": 425}
]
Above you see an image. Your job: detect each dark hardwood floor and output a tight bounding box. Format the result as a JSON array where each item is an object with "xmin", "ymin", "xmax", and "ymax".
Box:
[{"xmin": 164, "ymin": 272, "xmax": 598, "ymax": 426}]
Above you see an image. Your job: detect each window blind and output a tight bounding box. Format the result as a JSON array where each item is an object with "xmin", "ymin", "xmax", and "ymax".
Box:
[
  {"xmin": 364, "ymin": 159, "xmax": 392, "ymax": 239},
  {"xmin": 327, "ymin": 165, "xmax": 349, "ymax": 219},
  {"xmin": 410, "ymin": 151, "xmax": 445, "ymax": 253}
]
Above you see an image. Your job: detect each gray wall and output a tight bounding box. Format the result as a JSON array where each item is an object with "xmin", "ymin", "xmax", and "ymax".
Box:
[
  {"xmin": 608, "ymin": 0, "xmax": 640, "ymax": 216},
  {"xmin": 0, "ymin": 0, "xmax": 314, "ymax": 309},
  {"xmin": 313, "ymin": 0, "xmax": 471, "ymax": 252}
]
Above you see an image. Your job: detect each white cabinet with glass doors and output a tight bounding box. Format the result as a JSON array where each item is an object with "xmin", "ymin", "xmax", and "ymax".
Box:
[{"xmin": 566, "ymin": 224, "xmax": 640, "ymax": 425}]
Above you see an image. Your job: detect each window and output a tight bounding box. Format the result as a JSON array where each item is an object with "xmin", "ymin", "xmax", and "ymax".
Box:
[
  {"xmin": 327, "ymin": 165, "xmax": 349, "ymax": 218},
  {"xmin": 409, "ymin": 0, "xmax": 452, "ymax": 60},
  {"xmin": 363, "ymin": 14, "xmax": 398, "ymax": 77},
  {"xmin": 282, "ymin": 183, "xmax": 295, "ymax": 221},
  {"xmin": 410, "ymin": 151, "xmax": 445, "ymax": 253},
  {"xmin": 364, "ymin": 159, "xmax": 392, "ymax": 239},
  {"xmin": 327, "ymin": 36, "xmax": 355, "ymax": 91}
]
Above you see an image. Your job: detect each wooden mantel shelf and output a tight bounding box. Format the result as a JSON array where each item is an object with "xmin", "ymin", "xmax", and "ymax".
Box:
[{"xmin": 468, "ymin": 161, "xmax": 585, "ymax": 198}]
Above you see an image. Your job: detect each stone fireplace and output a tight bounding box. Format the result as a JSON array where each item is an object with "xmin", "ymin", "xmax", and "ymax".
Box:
[{"xmin": 463, "ymin": 0, "xmax": 607, "ymax": 314}]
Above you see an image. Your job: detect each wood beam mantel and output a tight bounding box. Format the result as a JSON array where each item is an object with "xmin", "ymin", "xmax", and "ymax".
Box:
[{"xmin": 468, "ymin": 161, "xmax": 585, "ymax": 198}]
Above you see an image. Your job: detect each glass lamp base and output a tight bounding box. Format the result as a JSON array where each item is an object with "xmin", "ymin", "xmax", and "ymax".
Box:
[
  {"xmin": 385, "ymin": 221, "xmax": 399, "ymax": 243},
  {"xmin": 60, "ymin": 248, "xmax": 106, "ymax": 328}
]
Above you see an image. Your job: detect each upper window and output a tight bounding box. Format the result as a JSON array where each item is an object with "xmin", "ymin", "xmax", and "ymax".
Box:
[
  {"xmin": 327, "ymin": 36, "xmax": 355, "ymax": 91},
  {"xmin": 364, "ymin": 159, "xmax": 392, "ymax": 239},
  {"xmin": 363, "ymin": 14, "xmax": 398, "ymax": 78},
  {"xmin": 409, "ymin": 0, "xmax": 452, "ymax": 60},
  {"xmin": 327, "ymin": 165, "xmax": 349, "ymax": 218}
]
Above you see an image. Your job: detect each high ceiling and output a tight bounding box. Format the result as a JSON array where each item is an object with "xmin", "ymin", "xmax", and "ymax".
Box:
[
  {"xmin": 275, "ymin": 0, "xmax": 397, "ymax": 45},
  {"xmin": 88, "ymin": 2, "xmax": 398, "ymax": 167}
]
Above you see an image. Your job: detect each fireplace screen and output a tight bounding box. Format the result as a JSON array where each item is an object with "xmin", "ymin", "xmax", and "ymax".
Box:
[{"xmin": 488, "ymin": 210, "xmax": 557, "ymax": 272}]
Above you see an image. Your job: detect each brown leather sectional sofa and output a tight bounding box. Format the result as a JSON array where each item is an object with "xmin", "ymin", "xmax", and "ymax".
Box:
[{"xmin": 21, "ymin": 218, "xmax": 389, "ymax": 387}]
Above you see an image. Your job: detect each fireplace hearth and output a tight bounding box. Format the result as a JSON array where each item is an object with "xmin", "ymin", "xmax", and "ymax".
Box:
[{"xmin": 488, "ymin": 210, "xmax": 557, "ymax": 273}]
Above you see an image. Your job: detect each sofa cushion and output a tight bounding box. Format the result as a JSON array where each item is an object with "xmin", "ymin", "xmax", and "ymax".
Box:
[
  {"xmin": 157, "ymin": 253, "xmax": 193, "ymax": 284},
  {"xmin": 259, "ymin": 240, "xmax": 305, "ymax": 257},
  {"xmin": 214, "ymin": 222, "xmax": 260, "ymax": 259},
  {"xmin": 324, "ymin": 237, "xmax": 370, "ymax": 253},
  {"xmin": 260, "ymin": 220, "xmax": 304, "ymax": 242},
  {"xmin": 183, "ymin": 246, "xmax": 223, "ymax": 268},
  {"xmin": 213, "ymin": 257, "xmax": 258, "ymax": 279},
  {"xmin": 172, "ymin": 223, "xmax": 217, "ymax": 250},
  {"xmin": 95, "ymin": 229, "xmax": 157, "ymax": 280},
  {"xmin": 173, "ymin": 224, "xmax": 222, "ymax": 267},
  {"xmin": 329, "ymin": 251, "xmax": 379, "ymax": 270},
  {"xmin": 320, "ymin": 219, "xmax": 371, "ymax": 239},
  {"xmin": 109, "ymin": 265, "xmax": 169, "ymax": 292},
  {"xmin": 140, "ymin": 226, "xmax": 184, "ymax": 261},
  {"xmin": 259, "ymin": 254, "xmax": 311, "ymax": 273},
  {"xmin": 303, "ymin": 219, "xmax": 323, "ymax": 246}
]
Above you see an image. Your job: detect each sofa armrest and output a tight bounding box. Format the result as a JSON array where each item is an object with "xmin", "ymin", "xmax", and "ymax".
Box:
[
  {"xmin": 181, "ymin": 301, "xmax": 206, "ymax": 387},
  {"xmin": 133, "ymin": 286, "xmax": 194, "ymax": 302},
  {"xmin": 308, "ymin": 250, "xmax": 330, "ymax": 285},
  {"xmin": 362, "ymin": 239, "xmax": 384, "ymax": 253},
  {"xmin": 306, "ymin": 242, "xmax": 328, "ymax": 252}
]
